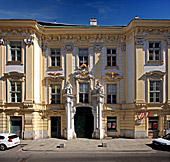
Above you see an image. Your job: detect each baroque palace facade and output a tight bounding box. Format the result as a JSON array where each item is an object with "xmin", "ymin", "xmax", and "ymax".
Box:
[{"xmin": 0, "ymin": 18, "xmax": 170, "ymax": 140}]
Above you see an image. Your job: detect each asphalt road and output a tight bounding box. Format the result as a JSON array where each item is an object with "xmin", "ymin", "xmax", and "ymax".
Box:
[{"xmin": 0, "ymin": 145, "xmax": 169, "ymax": 162}]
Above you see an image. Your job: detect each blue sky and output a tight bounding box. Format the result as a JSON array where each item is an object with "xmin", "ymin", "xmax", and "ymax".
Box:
[{"xmin": 0, "ymin": 0, "xmax": 170, "ymax": 25}]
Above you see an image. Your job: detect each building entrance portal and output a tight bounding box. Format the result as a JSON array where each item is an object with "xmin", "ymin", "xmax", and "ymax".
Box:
[{"xmin": 74, "ymin": 107, "xmax": 94, "ymax": 138}]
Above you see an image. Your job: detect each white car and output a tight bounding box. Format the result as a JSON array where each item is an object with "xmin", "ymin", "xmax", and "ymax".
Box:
[
  {"xmin": 0, "ymin": 133, "xmax": 20, "ymax": 151},
  {"xmin": 152, "ymin": 133, "xmax": 170, "ymax": 149}
]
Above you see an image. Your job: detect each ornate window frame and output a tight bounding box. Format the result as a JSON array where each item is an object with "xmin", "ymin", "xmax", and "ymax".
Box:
[
  {"xmin": 76, "ymin": 46, "xmax": 91, "ymax": 68},
  {"xmin": 46, "ymin": 78, "xmax": 64, "ymax": 106},
  {"xmin": 105, "ymin": 46, "xmax": 119, "ymax": 70},
  {"xmin": 146, "ymin": 40, "xmax": 164, "ymax": 64},
  {"xmin": 76, "ymin": 79, "xmax": 92, "ymax": 105},
  {"xmin": 4, "ymin": 72, "xmax": 25, "ymax": 103},
  {"xmin": 48, "ymin": 45, "xmax": 63, "ymax": 70},
  {"xmin": 145, "ymin": 71, "xmax": 166, "ymax": 104},
  {"xmin": 6, "ymin": 40, "xmax": 25, "ymax": 65}
]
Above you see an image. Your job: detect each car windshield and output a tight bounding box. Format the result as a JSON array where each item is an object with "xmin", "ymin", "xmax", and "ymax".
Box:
[
  {"xmin": 162, "ymin": 134, "xmax": 170, "ymax": 140},
  {"xmin": 8, "ymin": 135, "xmax": 18, "ymax": 139}
]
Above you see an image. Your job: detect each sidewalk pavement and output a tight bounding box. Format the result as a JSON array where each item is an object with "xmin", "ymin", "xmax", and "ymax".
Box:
[{"xmin": 21, "ymin": 138, "xmax": 154, "ymax": 152}]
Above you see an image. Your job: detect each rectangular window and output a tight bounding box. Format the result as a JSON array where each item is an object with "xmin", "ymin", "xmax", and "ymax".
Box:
[
  {"xmin": 78, "ymin": 48, "xmax": 88, "ymax": 66},
  {"xmin": 51, "ymin": 84, "xmax": 61, "ymax": 104},
  {"xmin": 79, "ymin": 83, "xmax": 89, "ymax": 103},
  {"xmin": 149, "ymin": 41, "xmax": 161, "ymax": 61},
  {"xmin": 107, "ymin": 117, "xmax": 117, "ymax": 131},
  {"xmin": 107, "ymin": 48, "xmax": 117, "ymax": 66},
  {"xmin": 10, "ymin": 42, "xmax": 22, "ymax": 62},
  {"xmin": 107, "ymin": 84, "xmax": 117, "ymax": 104},
  {"xmin": 50, "ymin": 48, "xmax": 61, "ymax": 67},
  {"xmin": 10, "ymin": 81, "xmax": 22, "ymax": 103},
  {"xmin": 150, "ymin": 81, "xmax": 161, "ymax": 103},
  {"xmin": 149, "ymin": 117, "xmax": 159, "ymax": 131}
]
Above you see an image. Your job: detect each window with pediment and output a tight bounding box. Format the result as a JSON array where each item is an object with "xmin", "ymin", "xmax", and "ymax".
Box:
[{"xmin": 10, "ymin": 81, "xmax": 22, "ymax": 103}]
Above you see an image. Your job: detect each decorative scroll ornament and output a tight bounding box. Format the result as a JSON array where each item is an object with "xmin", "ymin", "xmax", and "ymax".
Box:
[
  {"xmin": 137, "ymin": 112, "xmax": 150, "ymax": 124},
  {"xmin": 47, "ymin": 72, "xmax": 62, "ymax": 79},
  {"xmin": 135, "ymin": 38, "xmax": 144, "ymax": 45},
  {"xmin": 65, "ymin": 45, "xmax": 74, "ymax": 52},
  {"xmin": 93, "ymin": 44, "xmax": 103, "ymax": 52},
  {"xmin": 24, "ymin": 38, "xmax": 34, "ymax": 45},
  {"xmin": 0, "ymin": 38, "xmax": 4, "ymax": 45},
  {"xmin": 74, "ymin": 64, "xmax": 94, "ymax": 79},
  {"xmin": 105, "ymin": 72, "xmax": 119, "ymax": 79},
  {"xmin": 64, "ymin": 81, "xmax": 73, "ymax": 94}
]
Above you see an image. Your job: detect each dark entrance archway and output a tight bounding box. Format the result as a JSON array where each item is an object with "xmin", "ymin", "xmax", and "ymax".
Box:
[{"xmin": 74, "ymin": 107, "xmax": 94, "ymax": 138}]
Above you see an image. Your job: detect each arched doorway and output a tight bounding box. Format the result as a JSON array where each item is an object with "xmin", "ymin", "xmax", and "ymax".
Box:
[{"xmin": 74, "ymin": 107, "xmax": 94, "ymax": 138}]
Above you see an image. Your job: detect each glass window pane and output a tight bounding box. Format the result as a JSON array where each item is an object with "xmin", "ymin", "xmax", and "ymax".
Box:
[
  {"xmin": 112, "ymin": 49, "xmax": 116, "ymax": 54},
  {"xmin": 79, "ymin": 94, "xmax": 83, "ymax": 103},
  {"xmin": 79, "ymin": 84, "xmax": 83, "ymax": 92},
  {"xmin": 112, "ymin": 95, "xmax": 117, "ymax": 103},
  {"xmin": 155, "ymin": 42, "xmax": 160, "ymax": 48},
  {"xmin": 17, "ymin": 93, "xmax": 21, "ymax": 102},
  {"xmin": 107, "ymin": 49, "xmax": 111, "ymax": 54},
  {"xmin": 149, "ymin": 42, "xmax": 154, "ymax": 48},
  {"xmin": 51, "ymin": 49, "xmax": 55, "ymax": 55},
  {"xmin": 11, "ymin": 82, "xmax": 15, "ymax": 91},
  {"xmin": 56, "ymin": 95, "xmax": 60, "ymax": 104},
  {"xmin": 107, "ymin": 56, "xmax": 111, "ymax": 66},
  {"xmin": 85, "ymin": 94, "xmax": 89, "ymax": 103},
  {"xmin": 84, "ymin": 83, "xmax": 89, "ymax": 92},
  {"xmin": 17, "ymin": 82, "xmax": 21, "ymax": 92},
  {"xmin": 112, "ymin": 56, "xmax": 116, "ymax": 66},
  {"xmin": 107, "ymin": 95, "xmax": 111, "ymax": 104},
  {"xmin": 11, "ymin": 51, "xmax": 16, "ymax": 61},
  {"xmin": 84, "ymin": 56, "xmax": 88, "ymax": 65}
]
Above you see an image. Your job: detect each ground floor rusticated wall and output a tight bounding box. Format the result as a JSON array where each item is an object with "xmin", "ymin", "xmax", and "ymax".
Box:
[{"xmin": 0, "ymin": 105, "xmax": 170, "ymax": 140}]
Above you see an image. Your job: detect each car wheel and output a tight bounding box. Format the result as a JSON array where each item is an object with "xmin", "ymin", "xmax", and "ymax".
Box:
[{"xmin": 0, "ymin": 144, "xmax": 6, "ymax": 151}]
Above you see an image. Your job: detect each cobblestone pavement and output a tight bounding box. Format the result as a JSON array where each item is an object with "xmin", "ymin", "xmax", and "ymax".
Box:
[{"xmin": 21, "ymin": 138, "xmax": 153, "ymax": 152}]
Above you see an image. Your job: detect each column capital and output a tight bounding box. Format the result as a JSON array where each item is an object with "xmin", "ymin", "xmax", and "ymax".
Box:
[
  {"xmin": 24, "ymin": 38, "xmax": 34, "ymax": 45},
  {"xmin": 121, "ymin": 45, "xmax": 126, "ymax": 52},
  {"xmin": 135, "ymin": 38, "xmax": 144, "ymax": 45},
  {"xmin": 93, "ymin": 44, "xmax": 103, "ymax": 52},
  {"xmin": 42, "ymin": 45, "xmax": 47, "ymax": 52},
  {"xmin": 167, "ymin": 38, "xmax": 170, "ymax": 45},
  {"xmin": 65, "ymin": 45, "xmax": 74, "ymax": 52},
  {"xmin": 0, "ymin": 38, "xmax": 4, "ymax": 45}
]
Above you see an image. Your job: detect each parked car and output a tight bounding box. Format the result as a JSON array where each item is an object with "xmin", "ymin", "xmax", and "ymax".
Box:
[
  {"xmin": 152, "ymin": 133, "xmax": 170, "ymax": 150},
  {"xmin": 0, "ymin": 133, "xmax": 20, "ymax": 151}
]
